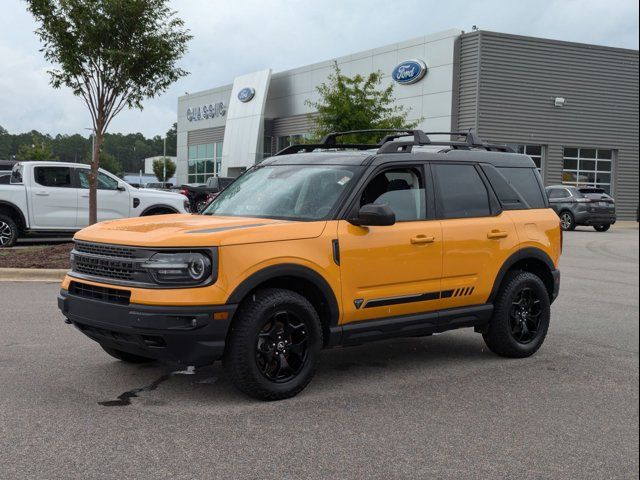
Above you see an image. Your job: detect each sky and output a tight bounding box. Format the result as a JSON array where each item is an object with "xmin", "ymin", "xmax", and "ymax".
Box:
[{"xmin": 0, "ymin": 0, "xmax": 638, "ymax": 139}]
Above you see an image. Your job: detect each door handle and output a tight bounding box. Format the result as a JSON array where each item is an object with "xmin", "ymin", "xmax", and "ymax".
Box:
[
  {"xmin": 81, "ymin": 193, "xmax": 89, "ymax": 198},
  {"xmin": 34, "ymin": 191, "xmax": 49, "ymax": 196},
  {"xmin": 487, "ymin": 230, "xmax": 509, "ymax": 239},
  {"xmin": 410, "ymin": 235, "xmax": 435, "ymax": 245}
]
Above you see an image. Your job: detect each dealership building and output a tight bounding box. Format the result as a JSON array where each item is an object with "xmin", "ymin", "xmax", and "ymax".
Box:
[{"xmin": 176, "ymin": 29, "xmax": 639, "ymax": 218}]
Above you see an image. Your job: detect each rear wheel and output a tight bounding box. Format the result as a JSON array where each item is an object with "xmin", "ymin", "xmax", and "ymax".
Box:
[
  {"xmin": 101, "ymin": 346, "xmax": 156, "ymax": 364},
  {"xmin": 224, "ymin": 288, "xmax": 323, "ymax": 401},
  {"xmin": 594, "ymin": 224, "xmax": 610, "ymax": 232},
  {"xmin": 559, "ymin": 211, "xmax": 576, "ymax": 231},
  {"xmin": 483, "ymin": 271, "xmax": 550, "ymax": 358},
  {"xmin": 0, "ymin": 214, "xmax": 18, "ymax": 248}
]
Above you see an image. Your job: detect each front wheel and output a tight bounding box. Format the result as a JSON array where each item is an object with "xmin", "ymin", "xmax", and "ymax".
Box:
[
  {"xmin": 0, "ymin": 214, "xmax": 18, "ymax": 248},
  {"xmin": 559, "ymin": 211, "xmax": 576, "ymax": 231},
  {"xmin": 483, "ymin": 271, "xmax": 551, "ymax": 358},
  {"xmin": 594, "ymin": 224, "xmax": 611, "ymax": 232},
  {"xmin": 223, "ymin": 288, "xmax": 323, "ymax": 400}
]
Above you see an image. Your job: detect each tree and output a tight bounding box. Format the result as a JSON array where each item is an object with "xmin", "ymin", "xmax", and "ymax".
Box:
[
  {"xmin": 15, "ymin": 139, "xmax": 58, "ymax": 161},
  {"xmin": 27, "ymin": 0, "xmax": 191, "ymax": 224},
  {"xmin": 152, "ymin": 157, "xmax": 176, "ymax": 182},
  {"xmin": 306, "ymin": 62, "xmax": 418, "ymax": 143},
  {"xmin": 83, "ymin": 151, "xmax": 123, "ymax": 177}
]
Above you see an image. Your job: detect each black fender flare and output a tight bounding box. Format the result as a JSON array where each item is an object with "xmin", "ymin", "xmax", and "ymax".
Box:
[
  {"xmin": 0, "ymin": 200, "xmax": 27, "ymax": 230},
  {"xmin": 488, "ymin": 247, "xmax": 556, "ymax": 303},
  {"xmin": 227, "ymin": 263, "xmax": 340, "ymax": 327},
  {"xmin": 140, "ymin": 204, "xmax": 179, "ymax": 216}
]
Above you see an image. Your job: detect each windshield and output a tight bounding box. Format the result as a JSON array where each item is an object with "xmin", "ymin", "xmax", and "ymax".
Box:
[{"xmin": 203, "ymin": 164, "xmax": 361, "ymax": 220}]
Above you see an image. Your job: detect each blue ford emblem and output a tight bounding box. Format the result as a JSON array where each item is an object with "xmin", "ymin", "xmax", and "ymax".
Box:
[
  {"xmin": 392, "ymin": 59, "xmax": 427, "ymax": 85},
  {"xmin": 237, "ymin": 87, "xmax": 255, "ymax": 103}
]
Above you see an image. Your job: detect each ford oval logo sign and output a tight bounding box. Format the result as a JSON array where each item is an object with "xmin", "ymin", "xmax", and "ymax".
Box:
[
  {"xmin": 392, "ymin": 59, "xmax": 427, "ymax": 85},
  {"xmin": 237, "ymin": 87, "xmax": 255, "ymax": 103}
]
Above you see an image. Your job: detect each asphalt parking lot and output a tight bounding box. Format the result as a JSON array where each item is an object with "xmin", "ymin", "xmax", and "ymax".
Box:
[{"xmin": 0, "ymin": 225, "xmax": 638, "ymax": 479}]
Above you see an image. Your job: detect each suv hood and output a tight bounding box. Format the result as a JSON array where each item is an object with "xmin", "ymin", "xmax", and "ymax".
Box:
[
  {"xmin": 73, "ymin": 214, "xmax": 327, "ymax": 247},
  {"xmin": 136, "ymin": 188, "xmax": 185, "ymax": 200}
]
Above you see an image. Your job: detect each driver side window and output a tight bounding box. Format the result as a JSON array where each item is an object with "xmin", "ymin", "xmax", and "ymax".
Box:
[
  {"xmin": 78, "ymin": 169, "xmax": 119, "ymax": 190},
  {"xmin": 360, "ymin": 168, "xmax": 426, "ymax": 221}
]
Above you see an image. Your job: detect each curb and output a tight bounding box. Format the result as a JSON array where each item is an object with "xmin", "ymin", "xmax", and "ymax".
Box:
[{"xmin": 0, "ymin": 268, "xmax": 68, "ymax": 282}]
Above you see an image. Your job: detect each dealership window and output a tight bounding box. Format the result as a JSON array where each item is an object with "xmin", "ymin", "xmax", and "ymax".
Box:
[
  {"xmin": 262, "ymin": 136, "xmax": 273, "ymax": 160},
  {"xmin": 188, "ymin": 142, "xmax": 223, "ymax": 183},
  {"xmin": 512, "ymin": 144, "xmax": 544, "ymax": 173},
  {"xmin": 562, "ymin": 147, "xmax": 613, "ymax": 194},
  {"xmin": 276, "ymin": 133, "xmax": 312, "ymax": 152}
]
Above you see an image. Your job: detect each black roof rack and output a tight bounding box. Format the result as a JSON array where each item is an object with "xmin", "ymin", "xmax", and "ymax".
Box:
[
  {"xmin": 274, "ymin": 128, "xmax": 513, "ymax": 156},
  {"xmin": 377, "ymin": 130, "xmax": 514, "ymax": 153}
]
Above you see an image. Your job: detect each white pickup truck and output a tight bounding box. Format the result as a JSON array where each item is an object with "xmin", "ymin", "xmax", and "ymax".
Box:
[{"xmin": 0, "ymin": 161, "xmax": 190, "ymax": 247}]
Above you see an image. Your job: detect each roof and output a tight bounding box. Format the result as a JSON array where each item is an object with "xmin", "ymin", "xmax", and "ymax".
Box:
[{"xmin": 263, "ymin": 148, "xmax": 537, "ymax": 169}]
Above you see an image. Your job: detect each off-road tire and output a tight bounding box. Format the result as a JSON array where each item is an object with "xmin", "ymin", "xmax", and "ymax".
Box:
[
  {"xmin": 483, "ymin": 271, "xmax": 551, "ymax": 358},
  {"xmin": 0, "ymin": 214, "xmax": 18, "ymax": 248},
  {"xmin": 223, "ymin": 288, "xmax": 323, "ymax": 401},
  {"xmin": 559, "ymin": 211, "xmax": 576, "ymax": 231},
  {"xmin": 594, "ymin": 224, "xmax": 611, "ymax": 232},
  {"xmin": 101, "ymin": 346, "xmax": 156, "ymax": 364}
]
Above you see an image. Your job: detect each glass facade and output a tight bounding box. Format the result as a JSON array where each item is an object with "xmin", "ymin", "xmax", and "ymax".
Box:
[
  {"xmin": 512, "ymin": 144, "xmax": 544, "ymax": 173},
  {"xmin": 562, "ymin": 147, "xmax": 613, "ymax": 194},
  {"xmin": 188, "ymin": 142, "xmax": 223, "ymax": 183},
  {"xmin": 276, "ymin": 133, "xmax": 312, "ymax": 152}
]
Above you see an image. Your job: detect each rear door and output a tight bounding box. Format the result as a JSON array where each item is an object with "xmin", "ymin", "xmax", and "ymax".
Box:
[
  {"xmin": 76, "ymin": 168, "xmax": 131, "ymax": 226},
  {"xmin": 337, "ymin": 164, "xmax": 444, "ymax": 324},
  {"xmin": 29, "ymin": 165, "xmax": 77, "ymax": 228},
  {"xmin": 433, "ymin": 163, "xmax": 519, "ymax": 309}
]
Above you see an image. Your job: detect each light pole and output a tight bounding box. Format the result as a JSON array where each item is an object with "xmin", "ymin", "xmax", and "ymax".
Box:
[{"xmin": 163, "ymin": 136, "xmax": 167, "ymax": 184}]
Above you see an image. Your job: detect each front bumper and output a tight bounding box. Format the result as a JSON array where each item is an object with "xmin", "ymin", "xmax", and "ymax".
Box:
[{"xmin": 58, "ymin": 289, "xmax": 236, "ymax": 366}]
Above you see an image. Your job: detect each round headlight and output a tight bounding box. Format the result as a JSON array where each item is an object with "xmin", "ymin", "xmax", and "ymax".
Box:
[{"xmin": 188, "ymin": 257, "xmax": 206, "ymax": 280}]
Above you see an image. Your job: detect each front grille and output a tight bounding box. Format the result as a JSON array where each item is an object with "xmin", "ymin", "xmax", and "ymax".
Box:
[
  {"xmin": 75, "ymin": 241, "xmax": 136, "ymax": 258},
  {"xmin": 74, "ymin": 260, "xmax": 136, "ymax": 281},
  {"xmin": 69, "ymin": 281, "xmax": 131, "ymax": 305},
  {"xmin": 71, "ymin": 241, "xmax": 153, "ymax": 284}
]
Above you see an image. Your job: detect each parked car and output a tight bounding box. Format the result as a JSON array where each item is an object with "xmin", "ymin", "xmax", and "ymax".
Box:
[
  {"xmin": 180, "ymin": 176, "xmax": 235, "ymax": 212},
  {"xmin": 546, "ymin": 185, "xmax": 616, "ymax": 231},
  {"xmin": 0, "ymin": 161, "xmax": 190, "ymax": 247},
  {"xmin": 58, "ymin": 129, "xmax": 561, "ymax": 401},
  {"xmin": 143, "ymin": 182, "xmax": 174, "ymax": 191}
]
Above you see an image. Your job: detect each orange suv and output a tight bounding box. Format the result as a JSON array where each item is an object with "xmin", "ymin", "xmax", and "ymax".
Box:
[{"xmin": 58, "ymin": 130, "xmax": 561, "ymax": 400}]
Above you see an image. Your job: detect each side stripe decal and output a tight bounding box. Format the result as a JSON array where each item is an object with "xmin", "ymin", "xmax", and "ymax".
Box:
[{"xmin": 364, "ymin": 286, "xmax": 476, "ymax": 308}]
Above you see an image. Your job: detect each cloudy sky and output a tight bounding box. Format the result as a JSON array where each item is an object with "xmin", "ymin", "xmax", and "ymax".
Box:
[{"xmin": 0, "ymin": 0, "xmax": 637, "ymax": 138}]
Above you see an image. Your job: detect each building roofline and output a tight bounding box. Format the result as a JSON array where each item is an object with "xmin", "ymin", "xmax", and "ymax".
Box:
[{"xmin": 461, "ymin": 29, "xmax": 639, "ymax": 55}]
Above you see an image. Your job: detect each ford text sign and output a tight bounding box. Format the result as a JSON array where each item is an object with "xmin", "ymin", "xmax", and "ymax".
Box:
[
  {"xmin": 237, "ymin": 87, "xmax": 256, "ymax": 103},
  {"xmin": 392, "ymin": 59, "xmax": 427, "ymax": 85}
]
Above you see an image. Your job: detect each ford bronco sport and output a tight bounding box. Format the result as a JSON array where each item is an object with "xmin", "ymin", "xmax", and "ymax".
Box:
[{"xmin": 58, "ymin": 130, "xmax": 561, "ymax": 400}]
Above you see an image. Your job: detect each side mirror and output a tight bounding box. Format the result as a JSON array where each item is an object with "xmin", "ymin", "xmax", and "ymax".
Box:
[
  {"xmin": 117, "ymin": 183, "xmax": 126, "ymax": 191},
  {"xmin": 349, "ymin": 204, "xmax": 396, "ymax": 227}
]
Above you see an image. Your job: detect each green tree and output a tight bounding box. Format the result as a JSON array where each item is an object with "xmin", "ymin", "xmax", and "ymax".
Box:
[
  {"xmin": 306, "ymin": 62, "xmax": 418, "ymax": 144},
  {"xmin": 15, "ymin": 139, "xmax": 58, "ymax": 161},
  {"xmin": 152, "ymin": 157, "xmax": 176, "ymax": 182},
  {"xmin": 87, "ymin": 152, "xmax": 123, "ymax": 178},
  {"xmin": 27, "ymin": 0, "xmax": 191, "ymax": 224}
]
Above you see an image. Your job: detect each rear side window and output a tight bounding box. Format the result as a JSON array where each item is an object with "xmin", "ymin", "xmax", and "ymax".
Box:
[
  {"xmin": 497, "ymin": 167, "xmax": 546, "ymax": 209},
  {"xmin": 34, "ymin": 167, "xmax": 72, "ymax": 188},
  {"xmin": 10, "ymin": 164, "xmax": 23, "ymax": 184},
  {"xmin": 433, "ymin": 164, "xmax": 491, "ymax": 218},
  {"xmin": 548, "ymin": 188, "xmax": 571, "ymax": 199}
]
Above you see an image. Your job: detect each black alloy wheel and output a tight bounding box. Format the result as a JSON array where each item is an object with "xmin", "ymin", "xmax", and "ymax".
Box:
[
  {"xmin": 509, "ymin": 287, "xmax": 542, "ymax": 344},
  {"xmin": 594, "ymin": 224, "xmax": 610, "ymax": 232},
  {"xmin": 256, "ymin": 311, "xmax": 308, "ymax": 383},
  {"xmin": 224, "ymin": 288, "xmax": 323, "ymax": 400}
]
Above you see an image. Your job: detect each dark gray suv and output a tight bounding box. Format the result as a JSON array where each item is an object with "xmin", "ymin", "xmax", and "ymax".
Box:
[{"xmin": 546, "ymin": 186, "xmax": 616, "ymax": 231}]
